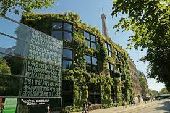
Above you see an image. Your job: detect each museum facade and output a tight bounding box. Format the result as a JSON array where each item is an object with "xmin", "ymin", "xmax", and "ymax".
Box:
[{"xmin": 20, "ymin": 12, "xmax": 141, "ymax": 111}]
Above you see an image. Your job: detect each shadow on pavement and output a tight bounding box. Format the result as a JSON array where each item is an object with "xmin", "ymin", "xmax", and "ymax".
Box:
[{"xmin": 154, "ymin": 99, "xmax": 170, "ymax": 113}]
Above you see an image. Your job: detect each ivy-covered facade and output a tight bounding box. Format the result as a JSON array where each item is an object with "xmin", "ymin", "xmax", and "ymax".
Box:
[{"xmin": 21, "ymin": 12, "xmax": 134, "ymax": 111}]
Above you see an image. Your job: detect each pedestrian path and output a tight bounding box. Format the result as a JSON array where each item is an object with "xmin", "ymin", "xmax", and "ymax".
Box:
[{"xmin": 72, "ymin": 101, "xmax": 159, "ymax": 113}]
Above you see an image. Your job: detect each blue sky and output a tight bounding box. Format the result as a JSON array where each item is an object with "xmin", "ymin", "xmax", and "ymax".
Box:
[{"xmin": 1, "ymin": 0, "xmax": 165, "ymax": 91}]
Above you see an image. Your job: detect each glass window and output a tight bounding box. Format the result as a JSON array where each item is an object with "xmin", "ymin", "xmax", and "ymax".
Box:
[
  {"xmin": 107, "ymin": 62, "xmax": 114, "ymax": 76},
  {"xmin": 92, "ymin": 65, "xmax": 98, "ymax": 72},
  {"xmin": 63, "ymin": 60, "xmax": 72, "ymax": 69},
  {"xmin": 110, "ymin": 64, "xmax": 114, "ymax": 71},
  {"xmin": 85, "ymin": 55, "xmax": 91, "ymax": 64},
  {"xmin": 63, "ymin": 49, "xmax": 72, "ymax": 59},
  {"xmin": 64, "ymin": 31, "xmax": 72, "ymax": 42},
  {"xmin": 108, "ymin": 51, "xmax": 112, "ymax": 57},
  {"xmin": 105, "ymin": 43, "xmax": 108, "ymax": 48},
  {"xmin": 105, "ymin": 42, "xmax": 112, "ymax": 57},
  {"xmin": 84, "ymin": 31, "xmax": 90, "ymax": 40},
  {"xmin": 91, "ymin": 42, "xmax": 96, "ymax": 50},
  {"xmin": 51, "ymin": 31, "xmax": 62, "ymax": 40},
  {"xmin": 108, "ymin": 44, "xmax": 111, "ymax": 51},
  {"xmin": 85, "ymin": 40, "xmax": 91, "ymax": 48},
  {"xmin": 91, "ymin": 35, "xmax": 96, "ymax": 42},
  {"xmin": 92, "ymin": 57, "xmax": 97, "ymax": 65},
  {"xmin": 64, "ymin": 23, "xmax": 72, "ymax": 31},
  {"xmin": 52, "ymin": 22, "xmax": 62, "ymax": 30},
  {"xmin": 85, "ymin": 55, "xmax": 98, "ymax": 72}
]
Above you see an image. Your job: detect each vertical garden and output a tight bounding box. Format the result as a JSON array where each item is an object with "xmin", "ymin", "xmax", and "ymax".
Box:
[{"xmin": 21, "ymin": 12, "xmax": 134, "ymax": 111}]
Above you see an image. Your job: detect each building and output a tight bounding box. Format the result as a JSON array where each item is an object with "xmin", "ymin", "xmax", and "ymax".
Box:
[
  {"xmin": 128, "ymin": 59, "xmax": 142, "ymax": 97},
  {"xmin": 20, "ymin": 12, "xmax": 143, "ymax": 111}
]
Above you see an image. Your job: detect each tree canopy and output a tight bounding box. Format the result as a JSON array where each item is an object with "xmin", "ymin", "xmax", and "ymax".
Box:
[
  {"xmin": 0, "ymin": 58, "xmax": 11, "ymax": 75},
  {"xmin": 0, "ymin": 0, "xmax": 55, "ymax": 15},
  {"xmin": 112, "ymin": 0, "xmax": 170, "ymax": 91},
  {"xmin": 159, "ymin": 88, "xmax": 169, "ymax": 94}
]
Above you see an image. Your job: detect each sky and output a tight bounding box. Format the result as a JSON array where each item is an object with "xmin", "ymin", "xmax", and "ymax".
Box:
[{"xmin": 1, "ymin": 0, "xmax": 165, "ymax": 91}]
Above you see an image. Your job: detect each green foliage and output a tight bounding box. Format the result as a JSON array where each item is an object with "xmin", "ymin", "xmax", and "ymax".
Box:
[
  {"xmin": 112, "ymin": 0, "xmax": 170, "ymax": 90},
  {"xmin": 138, "ymin": 71, "xmax": 149, "ymax": 96},
  {"xmin": 0, "ymin": 58, "xmax": 11, "ymax": 75},
  {"xmin": 159, "ymin": 88, "xmax": 169, "ymax": 94},
  {"xmin": 21, "ymin": 12, "xmax": 135, "ymax": 111},
  {"xmin": 0, "ymin": 0, "xmax": 55, "ymax": 15}
]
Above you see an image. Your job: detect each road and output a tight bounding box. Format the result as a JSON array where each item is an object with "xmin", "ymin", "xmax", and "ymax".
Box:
[
  {"xmin": 128, "ymin": 99, "xmax": 170, "ymax": 113},
  {"xmin": 85, "ymin": 99, "xmax": 170, "ymax": 113}
]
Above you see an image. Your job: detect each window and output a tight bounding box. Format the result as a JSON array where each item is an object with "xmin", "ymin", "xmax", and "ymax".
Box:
[
  {"xmin": 62, "ymin": 80, "xmax": 73, "ymax": 106},
  {"xmin": 88, "ymin": 83, "xmax": 101, "ymax": 104},
  {"xmin": 63, "ymin": 60, "xmax": 72, "ymax": 69},
  {"xmin": 107, "ymin": 62, "xmax": 114, "ymax": 77},
  {"xmin": 111, "ymin": 86, "xmax": 116, "ymax": 103},
  {"xmin": 64, "ymin": 31, "xmax": 72, "ymax": 42},
  {"xmin": 62, "ymin": 49, "xmax": 73, "ymax": 69},
  {"xmin": 105, "ymin": 42, "xmax": 112, "ymax": 57},
  {"xmin": 84, "ymin": 31, "xmax": 97, "ymax": 49},
  {"xmin": 51, "ymin": 22, "xmax": 73, "ymax": 42},
  {"xmin": 52, "ymin": 22, "xmax": 62, "ymax": 30},
  {"xmin": 64, "ymin": 23, "xmax": 72, "ymax": 31},
  {"xmin": 85, "ymin": 55, "xmax": 91, "ymax": 64},
  {"xmin": 84, "ymin": 31, "xmax": 90, "ymax": 40},
  {"xmin": 63, "ymin": 49, "xmax": 73, "ymax": 59},
  {"xmin": 51, "ymin": 31, "xmax": 62, "ymax": 40},
  {"xmin": 85, "ymin": 55, "xmax": 98, "ymax": 72}
]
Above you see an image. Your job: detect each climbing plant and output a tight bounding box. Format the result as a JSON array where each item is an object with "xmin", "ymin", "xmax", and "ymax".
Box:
[{"xmin": 21, "ymin": 12, "xmax": 134, "ymax": 111}]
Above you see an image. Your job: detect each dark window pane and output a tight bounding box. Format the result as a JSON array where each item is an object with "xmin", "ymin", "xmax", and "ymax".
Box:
[
  {"xmin": 85, "ymin": 55, "xmax": 91, "ymax": 64},
  {"xmin": 92, "ymin": 65, "xmax": 98, "ymax": 72},
  {"xmin": 52, "ymin": 22, "xmax": 62, "ymax": 30},
  {"xmin": 92, "ymin": 57, "xmax": 97, "ymax": 65},
  {"xmin": 62, "ymin": 80, "xmax": 73, "ymax": 106},
  {"xmin": 51, "ymin": 31, "xmax": 62, "ymax": 40},
  {"xmin": 84, "ymin": 31, "xmax": 90, "ymax": 40},
  {"xmin": 86, "ymin": 64, "xmax": 91, "ymax": 71},
  {"xmin": 63, "ymin": 49, "xmax": 72, "ymax": 59},
  {"xmin": 85, "ymin": 40, "xmax": 90, "ymax": 48},
  {"xmin": 110, "ymin": 64, "xmax": 114, "ymax": 71},
  {"xmin": 63, "ymin": 60, "xmax": 72, "ymax": 69},
  {"xmin": 64, "ymin": 23, "xmax": 72, "ymax": 31},
  {"xmin": 64, "ymin": 31, "xmax": 72, "ymax": 42},
  {"xmin": 91, "ymin": 42, "xmax": 96, "ymax": 49},
  {"xmin": 91, "ymin": 35, "xmax": 96, "ymax": 42}
]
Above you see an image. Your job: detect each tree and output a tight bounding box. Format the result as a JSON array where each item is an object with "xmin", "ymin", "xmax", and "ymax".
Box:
[
  {"xmin": 149, "ymin": 89, "xmax": 159, "ymax": 97},
  {"xmin": 0, "ymin": 58, "xmax": 11, "ymax": 95},
  {"xmin": 0, "ymin": 58, "xmax": 11, "ymax": 75},
  {"xmin": 112, "ymin": 0, "xmax": 170, "ymax": 91},
  {"xmin": 159, "ymin": 88, "xmax": 169, "ymax": 94},
  {"xmin": 0, "ymin": 0, "xmax": 56, "ymax": 15}
]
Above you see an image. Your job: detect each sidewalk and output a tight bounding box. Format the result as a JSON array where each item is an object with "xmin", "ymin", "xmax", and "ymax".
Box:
[{"xmin": 73, "ymin": 101, "xmax": 159, "ymax": 113}]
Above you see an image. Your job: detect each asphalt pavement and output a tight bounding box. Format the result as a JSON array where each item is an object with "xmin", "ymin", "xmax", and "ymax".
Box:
[{"xmin": 74, "ymin": 99, "xmax": 170, "ymax": 113}]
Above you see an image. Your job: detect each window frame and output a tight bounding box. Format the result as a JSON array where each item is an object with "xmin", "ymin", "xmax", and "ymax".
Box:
[
  {"xmin": 84, "ymin": 31, "xmax": 97, "ymax": 50},
  {"xmin": 51, "ymin": 21, "xmax": 73, "ymax": 42},
  {"xmin": 107, "ymin": 62, "xmax": 114, "ymax": 77},
  {"xmin": 62, "ymin": 48, "xmax": 73, "ymax": 69},
  {"xmin": 85, "ymin": 55, "xmax": 98, "ymax": 72},
  {"xmin": 105, "ymin": 42, "xmax": 112, "ymax": 57}
]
